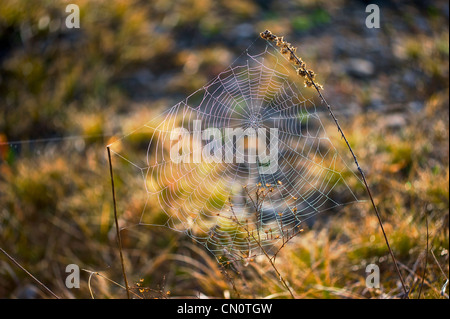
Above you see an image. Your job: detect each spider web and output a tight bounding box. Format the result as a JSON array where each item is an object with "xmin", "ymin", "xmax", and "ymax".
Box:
[{"xmin": 108, "ymin": 39, "xmax": 364, "ymax": 263}]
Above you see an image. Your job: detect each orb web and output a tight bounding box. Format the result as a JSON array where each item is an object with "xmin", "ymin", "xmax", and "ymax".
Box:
[{"xmin": 108, "ymin": 39, "xmax": 363, "ymax": 263}]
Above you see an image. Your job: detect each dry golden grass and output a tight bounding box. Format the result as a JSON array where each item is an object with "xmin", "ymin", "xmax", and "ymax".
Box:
[{"xmin": 0, "ymin": 0, "xmax": 448, "ymax": 299}]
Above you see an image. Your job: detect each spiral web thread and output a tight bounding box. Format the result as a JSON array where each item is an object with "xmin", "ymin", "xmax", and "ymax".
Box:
[{"xmin": 109, "ymin": 40, "xmax": 363, "ymax": 263}]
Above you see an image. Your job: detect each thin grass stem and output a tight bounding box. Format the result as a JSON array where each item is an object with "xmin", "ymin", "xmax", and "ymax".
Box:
[
  {"xmin": 107, "ymin": 146, "xmax": 131, "ymax": 299},
  {"xmin": 261, "ymin": 30, "xmax": 409, "ymax": 298}
]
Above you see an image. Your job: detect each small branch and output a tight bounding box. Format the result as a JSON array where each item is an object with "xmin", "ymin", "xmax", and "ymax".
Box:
[
  {"xmin": 228, "ymin": 198, "xmax": 295, "ymax": 299},
  {"xmin": 219, "ymin": 264, "xmax": 241, "ymax": 299},
  {"xmin": 272, "ymin": 225, "xmax": 303, "ymax": 262}
]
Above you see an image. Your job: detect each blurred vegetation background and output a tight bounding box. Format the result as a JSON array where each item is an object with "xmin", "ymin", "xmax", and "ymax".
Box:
[{"xmin": 0, "ymin": 0, "xmax": 448, "ymax": 299}]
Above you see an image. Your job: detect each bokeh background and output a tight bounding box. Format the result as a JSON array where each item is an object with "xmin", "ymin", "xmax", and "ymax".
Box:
[{"xmin": 0, "ymin": 0, "xmax": 448, "ymax": 299}]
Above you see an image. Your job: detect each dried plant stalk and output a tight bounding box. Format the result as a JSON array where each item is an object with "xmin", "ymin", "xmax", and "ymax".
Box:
[{"xmin": 260, "ymin": 29, "xmax": 409, "ymax": 298}]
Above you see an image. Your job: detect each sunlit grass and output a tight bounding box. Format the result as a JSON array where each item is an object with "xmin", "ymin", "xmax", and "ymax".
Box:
[{"xmin": 0, "ymin": 0, "xmax": 448, "ymax": 299}]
